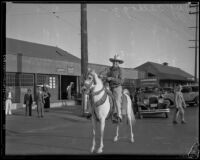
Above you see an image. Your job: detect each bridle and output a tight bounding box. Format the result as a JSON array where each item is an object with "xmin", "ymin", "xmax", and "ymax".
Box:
[{"xmin": 83, "ymin": 73, "xmax": 105, "ymax": 97}]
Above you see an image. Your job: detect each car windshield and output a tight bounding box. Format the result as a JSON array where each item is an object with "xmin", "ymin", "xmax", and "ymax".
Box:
[
  {"xmin": 162, "ymin": 88, "xmax": 173, "ymax": 93},
  {"xmin": 182, "ymin": 87, "xmax": 191, "ymax": 93},
  {"xmin": 143, "ymin": 88, "xmax": 159, "ymax": 94},
  {"xmin": 191, "ymin": 86, "xmax": 199, "ymax": 92}
]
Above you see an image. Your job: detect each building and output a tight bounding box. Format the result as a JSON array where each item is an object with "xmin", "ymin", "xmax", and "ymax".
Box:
[
  {"xmin": 135, "ymin": 61, "xmax": 195, "ymax": 88},
  {"xmin": 5, "ymin": 38, "xmax": 141, "ymax": 107}
]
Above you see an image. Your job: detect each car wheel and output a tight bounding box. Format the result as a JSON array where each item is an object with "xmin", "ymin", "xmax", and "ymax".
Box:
[
  {"xmin": 164, "ymin": 99, "xmax": 173, "ymax": 106},
  {"xmin": 195, "ymin": 97, "xmax": 199, "ymax": 106},
  {"xmin": 165, "ymin": 113, "xmax": 168, "ymax": 118}
]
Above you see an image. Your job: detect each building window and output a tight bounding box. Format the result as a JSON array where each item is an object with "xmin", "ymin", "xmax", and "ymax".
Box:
[
  {"xmin": 49, "ymin": 76, "xmax": 56, "ymax": 89},
  {"xmin": 20, "ymin": 74, "xmax": 34, "ymax": 86},
  {"xmin": 37, "ymin": 74, "xmax": 47, "ymax": 85},
  {"xmin": 6, "ymin": 73, "xmax": 16, "ymax": 86}
]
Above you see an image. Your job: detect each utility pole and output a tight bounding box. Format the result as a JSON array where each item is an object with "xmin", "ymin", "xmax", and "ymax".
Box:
[
  {"xmin": 188, "ymin": 2, "xmax": 199, "ymax": 83},
  {"xmin": 81, "ymin": 3, "xmax": 88, "ymax": 116}
]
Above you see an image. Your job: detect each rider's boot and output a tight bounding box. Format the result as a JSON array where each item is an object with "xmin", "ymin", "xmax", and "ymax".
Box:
[{"xmin": 118, "ymin": 114, "xmax": 122, "ymax": 123}]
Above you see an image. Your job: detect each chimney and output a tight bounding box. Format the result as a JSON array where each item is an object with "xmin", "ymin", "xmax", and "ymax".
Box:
[{"xmin": 162, "ymin": 62, "xmax": 168, "ymax": 66}]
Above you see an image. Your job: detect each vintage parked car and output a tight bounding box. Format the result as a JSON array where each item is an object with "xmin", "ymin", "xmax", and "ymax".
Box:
[
  {"xmin": 181, "ymin": 85, "xmax": 199, "ymax": 106},
  {"xmin": 137, "ymin": 88, "xmax": 170, "ymax": 119}
]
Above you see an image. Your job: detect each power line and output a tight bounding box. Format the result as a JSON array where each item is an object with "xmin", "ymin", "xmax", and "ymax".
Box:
[{"xmin": 38, "ymin": 5, "xmax": 80, "ymax": 32}]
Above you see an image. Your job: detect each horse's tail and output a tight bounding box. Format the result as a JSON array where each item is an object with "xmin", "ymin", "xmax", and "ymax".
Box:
[
  {"xmin": 124, "ymin": 94, "xmax": 136, "ymax": 126},
  {"xmin": 130, "ymin": 103, "xmax": 136, "ymax": 126}
]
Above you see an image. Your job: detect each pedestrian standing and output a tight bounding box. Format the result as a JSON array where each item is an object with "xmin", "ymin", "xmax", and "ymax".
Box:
[
  {"xmin": 24, "ymin": 88, "xmax": 33, "ymax": 116},
  {"xmin": 5, "ymin": 87, "xmax": 14, "ymax": 115},
  {"xmin": 44, "ymin": 87, "xmax": 51, "ymax": 112},
  {"xmin": 36, "ymin": 86, "xmax": 45, "ymax": 118},
  {"xmin": 66, "ymin": 82, "xmax": 74, "ymax": 100},
  {"xmin": 133, "ymin": 89, "xmax": 139, "ymax": 116},
  {"xmin": 173, "ymin": 85, "xmax": 187, "ymax": 124}
]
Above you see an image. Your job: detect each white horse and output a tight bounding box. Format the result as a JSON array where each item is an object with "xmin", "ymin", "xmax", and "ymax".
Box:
[{"xmin": 83, "ymin": 69, "xmax": 136, "ymax": 154}]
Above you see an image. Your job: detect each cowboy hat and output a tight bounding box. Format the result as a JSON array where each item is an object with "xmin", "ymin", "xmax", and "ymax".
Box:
[{"xmin": 109, "ymin": 54, "xmax": 124, "ymax": 64}]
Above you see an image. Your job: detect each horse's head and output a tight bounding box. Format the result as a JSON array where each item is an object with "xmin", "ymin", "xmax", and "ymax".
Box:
[{"xmin": 81, "ymin": 69, "xmax": 98, "ymax": 94}]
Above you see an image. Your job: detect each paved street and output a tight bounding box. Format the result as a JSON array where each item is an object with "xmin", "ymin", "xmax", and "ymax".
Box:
[{"xmin": 5, "ymin": 105, "xmax": 199, "ymax": 156}]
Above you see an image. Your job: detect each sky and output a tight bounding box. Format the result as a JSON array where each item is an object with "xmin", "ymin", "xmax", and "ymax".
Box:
[{"xmin": 6, "ymin": 2, "xmax": 199, "ymax": 77}]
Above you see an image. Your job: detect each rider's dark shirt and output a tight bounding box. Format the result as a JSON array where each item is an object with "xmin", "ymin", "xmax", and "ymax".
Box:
[{"xmin": 107, "ymin": 66, "xmax": 122, "ymax": 89}]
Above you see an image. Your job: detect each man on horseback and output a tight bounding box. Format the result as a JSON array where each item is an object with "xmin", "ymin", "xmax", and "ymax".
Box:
[{"xmin": 106, "ymin": 54, "xmax": 123, "ymax": 123}]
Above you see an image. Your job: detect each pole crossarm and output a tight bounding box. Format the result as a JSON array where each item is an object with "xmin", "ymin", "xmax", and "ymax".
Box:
[
  {"xmin": 189, "ymin": 11, "xmax": 199, "ymax": 14},
  {"xmin": 189, "ymin": 5, "xmax": 199, "ymax": 8},
  {"xmin": 188, "ymin": 27, "xmax": 197, "ymax": 28}
]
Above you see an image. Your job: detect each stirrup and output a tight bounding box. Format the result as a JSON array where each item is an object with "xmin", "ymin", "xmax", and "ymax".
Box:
[{"xmin": 86, "ymin": 113, "xmax": 92, "ymax": 119}]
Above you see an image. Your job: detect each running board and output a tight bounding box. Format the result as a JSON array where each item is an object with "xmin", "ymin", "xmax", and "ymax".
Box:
[{"xmin": 139, "ymin": 109, "xmax": 170, "ymax": 114}]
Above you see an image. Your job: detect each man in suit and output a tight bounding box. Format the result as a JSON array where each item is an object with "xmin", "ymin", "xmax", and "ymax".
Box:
[
  {"xmin": 6, "ymin": 87, "xmax": 14, "ymax": 115},
  {"xmin": 36, "ymin": 86, "xmax": 45, "ymax": 118},
  {"xmin": 24, "ymin": 88, "xmax": 33, "ymax": 116}
]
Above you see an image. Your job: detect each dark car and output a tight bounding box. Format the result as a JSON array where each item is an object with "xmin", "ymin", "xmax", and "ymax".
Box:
[{"xmin": 137, "ymin": 87, "xmax": 170, "ymax": 119}]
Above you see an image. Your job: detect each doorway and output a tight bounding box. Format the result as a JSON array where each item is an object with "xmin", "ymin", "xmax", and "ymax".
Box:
[{"xmin": 61, "ymin": 75, "xmax": 77, "ymax": 99}]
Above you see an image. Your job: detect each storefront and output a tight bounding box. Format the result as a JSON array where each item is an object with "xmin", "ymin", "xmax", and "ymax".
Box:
[{"xmin": 6, "ymin": 38, "xmax": 81, "ymax": 104}]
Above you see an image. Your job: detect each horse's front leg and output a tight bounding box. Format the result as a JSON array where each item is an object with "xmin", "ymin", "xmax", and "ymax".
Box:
[
  {"xmin": 114, "ymin": 123, "xmax": 119, "ymax": 142},
  {"xmin": 90, "ymin": 117, "xmax": 96, "ymax": 153},
  {"xmin": 97, "ymin": 118, "xmax": 105, "ymax": 153}
]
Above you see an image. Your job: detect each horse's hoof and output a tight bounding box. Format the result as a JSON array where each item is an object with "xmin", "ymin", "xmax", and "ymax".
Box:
[
  {"xmin": 113, "ymin": 136, "xmax": 118, "ymax": 142},
  {"xmin": 96, "ymin": 148, "xmax": 103, "ymax": 154},
  {"xmin": 130, "ymin": 137, "xmax": 134, "ymax": 143},
  {"xmin": 90, "ymin": 146, "xmax": 95, "ymax": 153}
]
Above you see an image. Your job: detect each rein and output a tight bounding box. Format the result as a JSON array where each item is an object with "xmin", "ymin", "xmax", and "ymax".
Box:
[
  {"xmin": 90, "ymin": 89, "xmax": 107, "ymax": 108},
  {"xmin": 90, "ymin": 86, "xmax": 104, "ymax": 97}
]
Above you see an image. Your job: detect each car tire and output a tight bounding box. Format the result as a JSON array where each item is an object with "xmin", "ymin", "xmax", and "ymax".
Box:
[
  {"xmin": 195, "ymin": 97, "xmax": 199, "ymax": 106},
  {"xmin": 165, "ymin": 99, "xmax": 173, "ymax": 106},
  {"xmin": 165, "ymin": 113, "xmax": 168, "ymax": 118}
]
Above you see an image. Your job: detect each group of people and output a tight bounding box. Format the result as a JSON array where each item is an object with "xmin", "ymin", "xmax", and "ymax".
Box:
[
  {"xmin": 5, "ymin": 85, "xmax": 51, "ymax": 118},
  {"xmin": 24, "ymin": 86, "xmax": 51, "ymax": 117}
]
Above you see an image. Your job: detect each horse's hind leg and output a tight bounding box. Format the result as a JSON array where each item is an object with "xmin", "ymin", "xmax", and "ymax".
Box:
[
  {"xmin": 97, "ymin": 118, "xmax": 105, "ymax": 153},
  {"xmin": 90, "ymin": 117, "xmax": 96, "ymax": 153},
  {"xmin": 127, "ymin": 115, "xmax": 134, "ymax": 143},
  {"xmin": 114, "ymin": 124, "xmax": 119, "ymax": 142}
]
